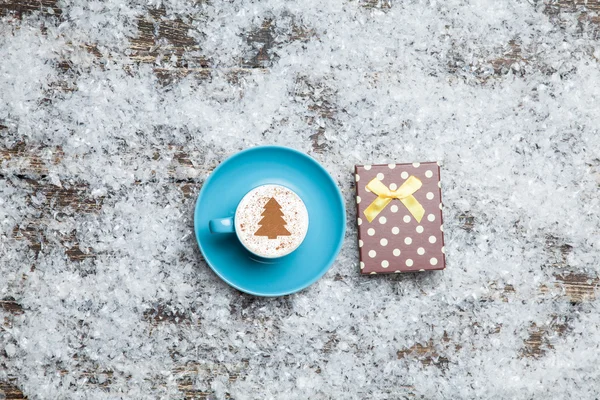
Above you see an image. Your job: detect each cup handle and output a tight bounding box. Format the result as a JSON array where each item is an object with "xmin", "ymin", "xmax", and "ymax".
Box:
[{"xmin": 209, "ymin": 217, "xmax": 235, "ymax": 234}]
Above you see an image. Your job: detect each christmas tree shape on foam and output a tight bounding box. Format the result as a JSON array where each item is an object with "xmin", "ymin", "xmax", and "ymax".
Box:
[{"xmin": 254, "ymin": 197, "xmax": 291, "ymax": 239}]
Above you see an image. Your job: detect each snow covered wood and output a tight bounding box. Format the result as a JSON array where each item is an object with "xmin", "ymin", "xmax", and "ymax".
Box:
[{"xmin": 2, "ymin": 0, "xmax": 600, "ymax": 398}]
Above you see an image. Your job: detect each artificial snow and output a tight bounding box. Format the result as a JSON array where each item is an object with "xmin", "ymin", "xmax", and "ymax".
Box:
[{"xmin": 1, "ymin": 0, "xmax": 600, "ymax": 398}]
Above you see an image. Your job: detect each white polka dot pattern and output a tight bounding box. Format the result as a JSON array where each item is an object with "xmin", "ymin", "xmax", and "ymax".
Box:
[
  {"xmin": 426, "ymin": 192, "xmax": 434, "ymax": 200},
  {"xmin": 392, "ymin": 227, "xmax": 399, "ymax": 234},
  {"xmin": 389, "ymin": 183, "xmax": 398, "ymax": 191},
  {"xmin": 357, "ymin": 218, "xmax": 362, "ymax": 226},
  {"xmin": 406, "ymin": 259, "xmax": 413, "ymax": 267},
  {"xmin": 393, "ymin": 249, "xmax": 401, "ymax": 256},
  {"xmin": 388, "ymin": 164, "xmax": 396, "ymax": 169},
  {"xmin": 379, "ymin": 216, "xmax": 387, "ymax": 224},
  {"xmin": 367, "ymin": 228, "xmax": 375, "ymax": 236},
  {"xmin": 425, "ymin": 170, "xmax": 433, "ymax": 178},
  {"xmin": 381, "ymin": 260, "xmax": 389, "ymax": 268},
  {"xmin": 401, "ymin": 171, "xmax": 409, "ymax": 179},
  {"xmin": 391, "ymin": 204, "xmax": 399, "ymax": 213},
  {"xmin": 403, "ymin": 215, "xmax": 411, "ymax": 223},
  {"xmin": 416, "ymin": 225, "xmax": 424, "ymax": 233},
  {"xmin": 369, "ymin": 250, "xmax": 376, "ymax": 258},
  {"xmin": 364, "ymin": 165, "xmax": 372, "ymax": 170},
  {"xmin": 404, "ymin": 237, "xmax": 412, "ymax": 245},
  {"xmin": 355, "ymin": 174, "xmax": 360, "ymax": 182},
  {"xmin": 380, "ymin": 238, "xmax": 388, "ymax": 246},
  {"xmin": 417, "ymin": 247, "xmax": 425, "ymax": 255}
]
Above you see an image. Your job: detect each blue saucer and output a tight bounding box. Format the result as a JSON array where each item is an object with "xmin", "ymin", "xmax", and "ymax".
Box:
[{"xmin": 194, "ymin": 146, "xmax": 346, "ymax": 297}]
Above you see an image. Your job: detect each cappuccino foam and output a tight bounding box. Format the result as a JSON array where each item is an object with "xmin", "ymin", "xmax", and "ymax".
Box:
[{"xmin": 235, "ymin": 185, "xmax": 309, "ymax": 258}]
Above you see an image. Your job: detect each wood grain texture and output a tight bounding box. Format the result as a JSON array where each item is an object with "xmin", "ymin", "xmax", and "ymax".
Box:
[
  {"xmin": 545, "ymin": 0, "xmax": 600, "ymax": 39},
  {"xmin": 129, "ymin": 8, "xmax": 209, "ymax": 71},
  {"xmin": 0, "ymin": 142, "xmax": 61, "ymax": 177},
  {"xmin": 0, "ymin": 143, "xmax": 217, "ymax": 180},
  {"xmin": 542, "ymin": 273, "xmax": 599, "ymax": 303},
  {"xmin": 128, "ymin": 10, "xmax": 313, "ymax": 84},
  {"xmin": 0, "ymin": 382, "xmax": 26, "ymax": 400},
  {"xmin": 445, "ymin": 0, "xmax": 600, "ymax": 81},
  {"xmin": 397, "ymin": 340, "xmax": 450, "ymax": 367},
  {"xmin": 0, "ymin": 299, "xmax": 25, "ymax": 398},
  {"xmin": 1, "ymin": 1, "xmax": 598, "ymax": 398},
  {"xmin": 12, "ymin": 222, "xmax": 94, "ymax": 261},
  {"xmin": 0, "ymin": 298, "xmax": 23, "ymax": 315},
  {"xmin": 0, "ymin": 0, "xmax": 60, "ymax": 18},
  {"xmin": 521, "ymin": 317, "xmax": 571, "ymax": 358}
]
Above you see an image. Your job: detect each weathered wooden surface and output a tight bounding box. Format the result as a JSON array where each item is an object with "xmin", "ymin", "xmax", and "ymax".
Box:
[{"xmin": 1, "ymin": 1, "xmax": 600, "ymax": 399}]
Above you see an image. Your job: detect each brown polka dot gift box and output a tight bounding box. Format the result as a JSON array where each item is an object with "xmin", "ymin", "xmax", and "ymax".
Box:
[{"xmin": 354, "ymin": 162, "xmax": 446, "ymax": 274}]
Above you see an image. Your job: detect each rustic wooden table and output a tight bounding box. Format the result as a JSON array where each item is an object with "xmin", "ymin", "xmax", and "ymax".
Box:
[{"xmin": 1, "ymin": 0, "xmax": 598, "ymax": 398}]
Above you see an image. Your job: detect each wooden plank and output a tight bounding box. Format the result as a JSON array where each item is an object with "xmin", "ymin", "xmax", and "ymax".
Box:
[
  {"xmin": 359, "ymin": 0, "xmax": 392, "ymax": 9},
  {"xmin": 447, "ymin": 1, "xmax": 600, "ymax": 79},
  {"xmin": 545, "ymin": 0, "xmax": 600, "ymax": 38},
  {"xmin": 487, "ymin": 40, "xmax": 527, "ymax": 77},
  {"xmin": 541, "ymin": 273, "xmax": 599, "ymax": 303},
  {"xmin": 0, "ymin": 360, "xmax": 251, "ymax": 400},
  {"xmin": 457, "ymin": 212, "xmax": 475, "ymax": 231},
  {"xmin": 7, "ymin": 182, "xmax": 200, "ymax": 262},
  {"xmin": 143, "ymin": 303, "xmax": 191, "ymax": 325},
  {"xmin": 2, "ymin": 174, "xmax": 103, "ymax": 261},
  {"xmin": 544, "ymin": 234, "xmax": 573, "ymax": 269},
  {"xmin": 0, "ymin": 4, "xmax": 315, "ymax": 86},
  {"xmin": 546, "ymin": 0, "xmax": 600, "ymax": 14},
  {"xmin": 129, "ymin": 8, "xmax": 209, "ymax": 69},
  {"xmin": 12, "ymin": 223, "xmax": 94, "ymax": 261},
  {"xmin": 447, "ymin": 40, "xmax": 529, "ymax": 80},
  {"xmin": 0, "ymin": 0, "xmax": 60, "ymax": 18},
  {"xmin": 128, "ymin": 10, "xmax": 315, "ymax": 83},
  {"xmin": 397, "ymin": 332, "xmax": 463, "ymax": 368},
  {"xmin": 20, "ymin": 178, "xmax": 104, "ymax": 213},
  {"xmin": 0, "ymin": 142, "xmax": 60, "ymax": 177},
  {"xmin": 556, "ymin": 274, "xmax": 599, "ymax": 302},
  {"xmin": 396, "ymin": 316, "xmax": 571, "ymax": 366},
  {"xmin": 242, "ymin": 19, "xmax": 276, "ymax": 68},
  {"xmin": 1, "ymin": 153, "xmax": 207, "ymax": 262},
  {"xmin": 521, "ymin": 317, "xmax": 570, "ymax": 358},
  {"xmin": 397, "ymin": 340, "xmax": 450, "ymax": 367},
  {"xmin": 0, "ymin": 383, "xmax": 26, "ymax": 400},
  {"xmin": 0, "ymin": 298, "xmax": 23, "ymax": 315},
  {"xmin": 0, "ymin": 143, "xmax": 216, "ymax": 180}
]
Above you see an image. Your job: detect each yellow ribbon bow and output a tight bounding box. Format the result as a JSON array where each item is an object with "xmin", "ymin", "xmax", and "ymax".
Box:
[{"xmin": 363, "ymin": 176, "xmax": 425, "ymax": 223}]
